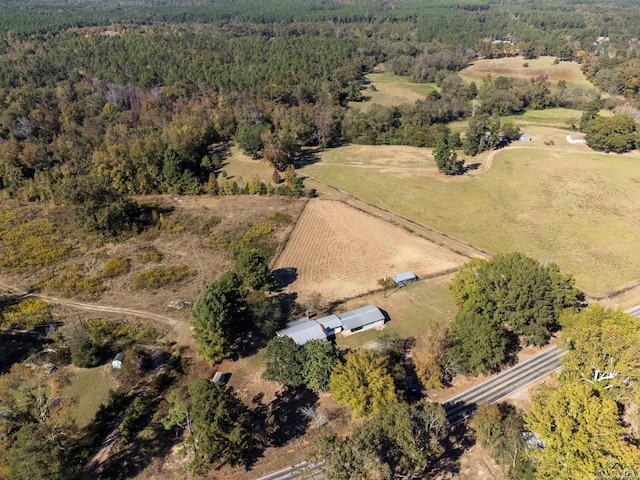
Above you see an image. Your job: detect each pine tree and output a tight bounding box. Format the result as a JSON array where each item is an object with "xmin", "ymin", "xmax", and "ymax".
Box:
[{"xmin": 433, "ymin": 134, "xmax": 460, "ymax": 175}]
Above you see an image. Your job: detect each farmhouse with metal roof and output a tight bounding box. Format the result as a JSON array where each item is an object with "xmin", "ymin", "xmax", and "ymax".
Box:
[{"xmin": 276, "ymin": 304, "xmax": 385, "ymax": 345}]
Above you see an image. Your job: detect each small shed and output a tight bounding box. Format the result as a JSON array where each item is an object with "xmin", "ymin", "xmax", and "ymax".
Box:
[
  {"xmin": 212, "ymin": 371, "xmax": 225, "ymax": 384},
  {"xmin": 112, "ymin": 352, "xmax": 124, "ymax": 369},
  {"xmin": 392, "ymin": 272, "xmax": 417, "ymax": 287},
  {"xmin": 566, "ymin": 134, "xmax": 587, "ymax": 144},
  {"xmin": 519, "ymin": 134, "xmax": 532, "ymax": 141},
  {"xmin": 338, "ymin": 305, "xmax": 385, "ymax": 332}
]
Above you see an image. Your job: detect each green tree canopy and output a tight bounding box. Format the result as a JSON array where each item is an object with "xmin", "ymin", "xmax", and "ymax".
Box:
[
  {"xmin": 471, "ymin": 402, "xmax": 535, "ymax": 479},
  {"xmin": 234, "ymin": 249, "xmax": 272, "ymax": 291},
  {"xmin": 184, "ymin": 379, "xmax": 255, "ymax": 474},
  {"xmin": 302, "ymin": 339, "xmax": 338, "ymax": 393},
  {"xmin": 448, "ymin": 308, "xmax": 507, "ymax": 375},
  {"xmin": 449, "ymin": 253, "xmax": 579, "ymax": 346},
  {"xmin": 312, "ymin": 400, "xmax": 448, "ymax": 480},
  {"xmin": 583, "ymin": 113, "xmax": 638, "ymax": 153},
  {"xmin": 433, "ymin": 133, "xmax": 461, "ymax": 175},
  {"xmin": 6, "ymin": 423, "xmax": 67, "ymax": 480},
  {"xmin": 191, "ymin": 271, "xmax": 243, "ymax": 364},
  {"xmin": 329, "ymin": 349, "xmax": 397, "ymax": 418},
  {"xmin": 262, "ymin": 335, "xmax": 306, "ymax": 388}
]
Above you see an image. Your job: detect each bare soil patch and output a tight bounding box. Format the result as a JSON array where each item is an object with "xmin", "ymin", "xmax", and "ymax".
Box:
[{"xmin": 273, "ymin": 199, "xmax": 466, "ymax": 300}]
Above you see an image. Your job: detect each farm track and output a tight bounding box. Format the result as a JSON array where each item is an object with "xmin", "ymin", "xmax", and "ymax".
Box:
[{"xmin": 0, "ymin": 280, "xmax": 180, "ymax": 329}]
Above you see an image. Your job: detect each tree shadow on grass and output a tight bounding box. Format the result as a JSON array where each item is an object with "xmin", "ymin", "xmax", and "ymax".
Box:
[
  {"xmin": 428, "ymin": 421, "xmax": 472, "ymax": 478},
  {"xmin": 253, "ymin": 388, "xmax": 319, "ymax": 449},
  {"xmin": 463, "ymin": 162, "xmax": 481, "ymax": 173},
  {"xmin": 271, "ymin": 267, "xmax": 298, "ymax": 292},
  {"xmin": 295, "ymin": 149, "xmax": 322, "ymax": 168},
  {"xmin": 97, "ymin": 422, "xmax": 179, "ymax": 480}
]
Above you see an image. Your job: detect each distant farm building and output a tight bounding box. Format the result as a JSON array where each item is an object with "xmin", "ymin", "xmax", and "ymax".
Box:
[
  {"xmin": 392, "ymin": 272, "xmax": 417, "ymax": 287},
  {"xmin": 519, "ymin": 134, "xmax": 532, "ymax": 141},
  {"xmin": 566, "ymin": 134, "xmax": 587, "ymax": 144},
  {"xmin": 276, "ymin": 305, "xmax": 386, "ymax": 345},
  {"xmin": 112, "ymin": 352, "xmax": 124, "ymax": 369}
]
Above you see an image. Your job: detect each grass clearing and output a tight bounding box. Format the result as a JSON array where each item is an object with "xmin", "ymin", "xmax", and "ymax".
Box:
[
  {"xmin": 222, "ymin": 147, "xmax": 274, "ymax": 184},
  {"xmin": 334, "ymin": 276, "xmax": 456, "ymax": 350},
  {"xmin": 300, "ymin": 141, "xmax": 640, "ymax": 294},
  {"xmin": 501, "ymin": 107, "xmax": 583, "ymax": 127},
  {"xmin": 350, "ymin": 65, "xmax": 437, "ymax": 109},
  {"xmin": 458, "ymin": 56, "xmax": 594, "ymax": 89},
  {"xmin": 65, "ymin": 364, "xmax": 117, "ymax": 428}
]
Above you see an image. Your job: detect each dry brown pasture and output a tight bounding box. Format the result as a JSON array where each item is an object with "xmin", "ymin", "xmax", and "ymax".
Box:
[
  {"xmin": 0, "ymin": 195, "xmax": 307, "ymax": 345},
  {"xmin": 273, "ymin": 199, "xmax": 466, "ymax": 300},
  {"xmin": 458, "ymin": 55, "xmax": 593, "ymax": 88}
]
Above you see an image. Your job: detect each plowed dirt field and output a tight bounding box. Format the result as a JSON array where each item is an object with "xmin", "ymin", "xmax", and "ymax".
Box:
[{"xmin": 273, "ymin": 199, "xmax": 466, "ymax": 300}]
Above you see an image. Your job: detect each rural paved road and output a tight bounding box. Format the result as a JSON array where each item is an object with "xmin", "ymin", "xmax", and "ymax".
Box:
[
  {"xmin": 442, "ymin": 345, "xmax": 565, "ymax": 425},
  {"xmin": 254, "ymin": 344, "xmax": 569, "ymax": 480}
]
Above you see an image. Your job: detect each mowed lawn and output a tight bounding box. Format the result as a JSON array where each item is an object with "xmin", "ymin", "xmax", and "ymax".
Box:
[
  {"xmin": 335, "ymin": 275, "xmax": 455, "ymax": 350},
  {"xmin": 301, "ymin": 144, "xmax": 640, "ymax": 295},
  {"xmin": 458, "ymin": 56, "xmax": 594, "ymax": 89}
]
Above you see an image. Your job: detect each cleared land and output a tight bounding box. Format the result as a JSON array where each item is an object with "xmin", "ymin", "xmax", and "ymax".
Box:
[
  {"xmin": 350, "ymin": 64, "xmax": 437, "ymax": 109},
  {"xmin": 299, "ymin": 137, "xmax": 640, "ymax": 295},
  {"xmin": 273, "ymin": 199, "xmax": 466, "ymax": 300},
  {"xmin": 65, "ymin": 364, "xmax": 117, "ymax": 427},
  {"xmin": 333, "ymin": 275, "xmax": 456, "ymax": 349},
  {"xmin": 458, "ymin": 55, "xmax": 594, "ymax": 89},
  {"xmin": 221, "ymin": 146, "xmax": 274, "ymax": 184}
]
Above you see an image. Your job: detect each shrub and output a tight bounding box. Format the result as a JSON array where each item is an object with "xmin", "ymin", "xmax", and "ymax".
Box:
[
  {"xmin": 268, "ymin": 212, "xmax": 291, "ymax": 224},
  {"xmin": 102, "ymin": 257, "xmax": 131, "ymax": 278},
  {"xmin": 38, "ymin": 265, "xmax": 105, "ymax": 298},
  {"xmin": 135, "ymin": 246, "xmax": 163, "ymax": 263},
  {"xmin": 238, "ymin": 222, "xmax": 275, "ymax": 248},
  {"xmin": 1, "ymin": 298, "xmax": 52, "ymax": 329},
  {"xmin": 207, "ymin": 234, "xmax": 231, "ymax": 251},
  {"xmin": 83, "ymin": 317, "xmax": 160, "ymax": 345},
  {"xmin": 0, "ymin": 213, "xmax": 70, "ymax": 270},
  {"xmin": 132, "ymin": 265, "xmax": 196, "ymax": 290}
]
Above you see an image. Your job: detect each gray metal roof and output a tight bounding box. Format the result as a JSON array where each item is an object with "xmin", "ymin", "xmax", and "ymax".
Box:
[
  {"xmin": 392, "ymin": 272, "xmax": 416, "ymax": 285},
  {"xmin": 338, "ymin": 305, "xmax": 385, "ymax": 331},
  {"xmin": 316, "ymin": 314, "xmax": 342, "ymax": 331},
  {"xmin": 277, "ymin": 320, "xmax": 327, "ymax": 345}
]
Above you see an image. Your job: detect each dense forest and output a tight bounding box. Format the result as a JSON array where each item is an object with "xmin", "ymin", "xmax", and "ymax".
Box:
[{"xmin": 1, "ymin": 0, "xmax": 640, "ymax": 212}]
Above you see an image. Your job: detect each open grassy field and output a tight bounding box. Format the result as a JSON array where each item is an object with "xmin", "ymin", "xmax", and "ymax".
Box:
[
  {"xmin": 65, "ymin": 364, "xmax": 118, "ymax": 427},
  {"xmin": 333, "ymin": 275, "xmax": 456, "ymax": 350},
  {"xmin": 458, "ymin": 55, "xmax": 594, "ymax": 89},
  {"xmin": 300, "ymin": 139, "xmax": 640, "ymax": 295},
  {"xmin": 221, "ymin": 146, "xmax": 274, "ymax": 184},
  {"xmin": 350, "ymin": 64, "xmax": 437, "ymax": 110},
  {"xmin": 273, "ymin": 199, "xmax": 464, "ymax": 300}
]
